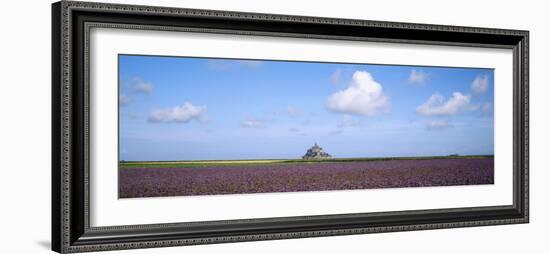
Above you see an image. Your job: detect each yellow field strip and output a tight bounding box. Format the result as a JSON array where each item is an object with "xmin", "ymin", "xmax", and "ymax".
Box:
[{"xmin": 121, "ymin": 160, "xmax": 286, "ymax": 165}]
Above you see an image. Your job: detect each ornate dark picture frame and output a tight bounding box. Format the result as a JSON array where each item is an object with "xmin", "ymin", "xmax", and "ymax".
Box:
[{"xmin": 52, "ymin": 1, "xmax": 529, "ymax": 253}]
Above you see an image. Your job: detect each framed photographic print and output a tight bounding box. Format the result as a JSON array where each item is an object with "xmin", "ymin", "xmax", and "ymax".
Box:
[{"xmin": 52, "ymin": 1, "xmax": 529, "ymax": 253}]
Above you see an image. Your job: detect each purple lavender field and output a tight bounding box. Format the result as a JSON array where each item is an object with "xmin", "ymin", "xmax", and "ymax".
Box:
[{"xmin": 119, "ymin": 157, "xmax": 493, "ymax": 198}]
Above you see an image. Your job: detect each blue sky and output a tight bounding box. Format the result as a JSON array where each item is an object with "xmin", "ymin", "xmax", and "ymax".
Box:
[{"xmin": 119, "ymin": 55, "xmax": 494, "ymax": 161}]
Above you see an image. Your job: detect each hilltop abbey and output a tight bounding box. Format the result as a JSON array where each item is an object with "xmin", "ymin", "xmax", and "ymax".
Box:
[{"xmin": 302, "ymin": 143, "xmax": 332, "ymax": 160}]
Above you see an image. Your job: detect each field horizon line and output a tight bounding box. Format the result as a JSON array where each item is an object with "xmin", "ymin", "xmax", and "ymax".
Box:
[{"xmin": 120, "ymin": 154, "xmax": 494, "ymax": 165}]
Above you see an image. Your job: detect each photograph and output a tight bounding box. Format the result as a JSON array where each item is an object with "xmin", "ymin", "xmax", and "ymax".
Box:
[
  {"xmin": 47, "ymin": 1, "xmax": 532, "ymax": 252},
  {"xmin": 118, "ymin": 55, "xmax": 495, "ymax": 198}
]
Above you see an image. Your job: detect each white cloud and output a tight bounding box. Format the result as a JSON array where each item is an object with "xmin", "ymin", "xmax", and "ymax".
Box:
[
  {"xmin": 119, "ymin": 94, "xmax": 130, "ymax": 107},
  {"xmin": 241, "ymin": 117, "xmax": 265, "ymax": 128},
  {"xmin": 471, "ymin": 75, "xmax": 489, "ymax": 94},
  {"xmin": 426, "ymin": 120, "xmax": 451, "ymax": 130},
  {"xmin": 416, "ymin": 92, "xmax": 471, "ymax": 116},
  {"xmin": 330, "ymin": 69, "xmax": 343, "ymax": 84},
  {"xmin": 120, "ymin": 78, "xmax": 154, "ymax": 105},
  {"xmin": 337, "ymin": 114, "xmax": 360, "ymax": 128},
  {"xmin": 130, "ymin": 77, "xmax": 154, "ymax": 94},
  {"xmin": 408, "ymin": 70, "xmax": 428, "ymax": 85},
  {"xmin": 326, "ymin": 71, "xmax": 389, "ymax": 116},
  {"xmin": 148, "ymin": 102, "xmax": 207, "ymax": 123},
  {"xmin": 287, "ymin": 106, "xmax": 302, "ymax": 117}
]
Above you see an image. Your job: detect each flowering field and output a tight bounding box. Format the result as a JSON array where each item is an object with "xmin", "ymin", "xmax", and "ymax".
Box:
[{"xmin": 119, "ymin": 157, "xmax": 493, "ymax": 198}]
